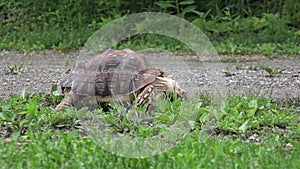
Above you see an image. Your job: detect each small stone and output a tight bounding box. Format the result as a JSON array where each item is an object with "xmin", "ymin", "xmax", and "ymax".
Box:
[
  {"xmin": 249, "ymin": 134, "xmax": 259, "ymax": 142},
  {"xmin": 286, "ymin": 143, "xmax": 293, "ymax": 148}
]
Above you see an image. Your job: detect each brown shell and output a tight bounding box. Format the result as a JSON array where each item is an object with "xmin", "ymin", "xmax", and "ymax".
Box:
[
  {"xmin": 59, "ymin": 49, "xmax": 162, "ymax": 97},
  {"xmin": 129, "ymin": 68, "xmax": 163, "ymax": 92}
]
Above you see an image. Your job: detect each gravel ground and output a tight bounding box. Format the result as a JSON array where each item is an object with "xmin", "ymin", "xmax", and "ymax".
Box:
[{"xmin": 0, "ymin": 50, "xmax": 299, "ymax": 106}]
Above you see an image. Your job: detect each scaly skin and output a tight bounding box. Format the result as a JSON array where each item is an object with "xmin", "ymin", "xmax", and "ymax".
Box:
[{"xmin": 55, "ymin": 89, "xmax": 74, "ymax": 111}]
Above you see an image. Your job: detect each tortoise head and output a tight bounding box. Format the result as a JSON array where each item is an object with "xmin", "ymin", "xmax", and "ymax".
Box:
[
  {"xmin": 152, "ymin": 76, "xmax": 187, "ymax": 99},
  {"xmin": 131, "ymin": 68, "xmax": 187, "ymax": 99}
]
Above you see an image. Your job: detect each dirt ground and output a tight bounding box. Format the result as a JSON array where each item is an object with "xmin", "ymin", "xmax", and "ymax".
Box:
[{"xmin": 0, "ymin": 50, "xmax": 299, "ymax": 106}]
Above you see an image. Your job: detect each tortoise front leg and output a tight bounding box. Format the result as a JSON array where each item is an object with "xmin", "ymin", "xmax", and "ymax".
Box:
[
  {"xmin": 135, "ymin": 85, "xmax": 154, "ymax": 107},
  {"xmin": 134, "ymin": 76, "xmax": 186, "ymax": 109},
  {"xmin": 55, "ymin": 89, "xmax": 74, "ymax": 111}
]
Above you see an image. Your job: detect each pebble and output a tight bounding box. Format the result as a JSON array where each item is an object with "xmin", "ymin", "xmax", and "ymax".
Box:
[{"xmin": 286, "ymin": 143, "xmax": 293, "ymax": 148}]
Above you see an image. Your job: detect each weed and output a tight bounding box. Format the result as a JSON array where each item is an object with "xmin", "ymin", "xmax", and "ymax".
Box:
[
  {"xmin": 217, "ymin": 95, "xmax": 298, "ymax": 136},
  {"xmin": 86, "ymin": 92, "xmax": 185, "ymax": 138},
  {"xmin": 256, "ymin": 43, "xmax": 277, "ymax": 58},
  {"xmin": 235, "ymin": 61, "xmax": 242, "ymax": 70},
  {"xmin": 224, "ymin": 67, "xmax": 234, "ymax": 76},
  {"xmin": 259, "ymin": 64, "xmax": 281, "ymax": 77},
  {"xmin": 4, "ymin": 63, "xmax": 24, "ymax": 75},
  {"xmin": 64, "ymin": 56, "xmax": 70, "ymax": 67},
  {"xmin": 247, "ymin": 65, "xmax": 259, "ymax": 71},
  {"xmin": 155, "ymin": 0, "xmax": 201, "ymax": 18}
]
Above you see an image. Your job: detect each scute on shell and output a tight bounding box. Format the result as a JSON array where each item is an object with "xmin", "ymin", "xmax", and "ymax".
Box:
[{"xmin": 59, "ymin": 49, "xmax": 160, "ymax": 97}]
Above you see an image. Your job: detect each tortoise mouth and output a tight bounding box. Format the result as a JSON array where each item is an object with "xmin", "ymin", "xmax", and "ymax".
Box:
[{"xmin": 152, "ymin": 76, "xmax": 187, "ymax": 98}]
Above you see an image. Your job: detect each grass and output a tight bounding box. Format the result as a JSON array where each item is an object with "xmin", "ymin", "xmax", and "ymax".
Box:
[
  {"xmin": 1, "ymin": 1, "xmax": 300, "ymax": 57},
  {"xmin": 1, "ymin": 131, "xmax": 299, "ymax": 168},
  {"xmin": 0, "ymin": 90, "xmax": 299, "ymax": 168}
]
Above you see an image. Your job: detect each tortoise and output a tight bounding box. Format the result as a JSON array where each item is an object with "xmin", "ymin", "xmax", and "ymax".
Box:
[{"xmin": 55, "ymin": 48, "xmax": 186, "ymax": 111}]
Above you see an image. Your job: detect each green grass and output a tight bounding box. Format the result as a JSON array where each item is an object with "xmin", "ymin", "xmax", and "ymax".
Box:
[
  {"xmin": 0, "ymin": 90, "xmax": 299, "ymax": 168},
  {"xmin": 1, "ymin": 131, "xmax": 299, "ymax": 168}
]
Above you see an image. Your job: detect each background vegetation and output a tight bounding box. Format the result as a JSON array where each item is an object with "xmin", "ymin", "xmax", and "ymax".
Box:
[{"xmin": 1, "ymin": 0, "xmax": 300, "ymax": 56}]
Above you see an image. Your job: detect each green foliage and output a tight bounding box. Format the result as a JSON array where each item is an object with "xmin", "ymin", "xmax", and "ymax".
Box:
[
  {"xmin": 1, "ymin": 0, "xmax": 300, "ymax": 55},
  {"xmin": 0, "ymin": 92, "xmax": 299, "ymax": 168},
  {"xmin": 224, "ymin": 67, "xmax": 234, "ymax": 76},
  {"xmin": 259, "ymin": 64, "xmax": 281, "ymax": 77},
  {"xmin": 155, "ymin": 0, "xmax": 201, "ymax": 18},
  {"xmin": 82, "ymin": 93, "xmax": 184, "ymax": 138},
  {"xmin": 4, "ymin": 63, "xmax": 24, "ymax": 75},
  {"xmin": 217, "ymin": 95, "xmax": 298, "ymax": 135},
  {"xmin": 116, "ymin": 34, "xmax": 189, "ymax": 51},
  {"xmin": 0, "ymin": 0, "xmax": 123, "ymax": 52}
]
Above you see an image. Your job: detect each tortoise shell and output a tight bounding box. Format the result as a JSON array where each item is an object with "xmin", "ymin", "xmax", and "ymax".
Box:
[{"xmin": 59, "ymin": 48, "xmax": 163, "ymax": 98}]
